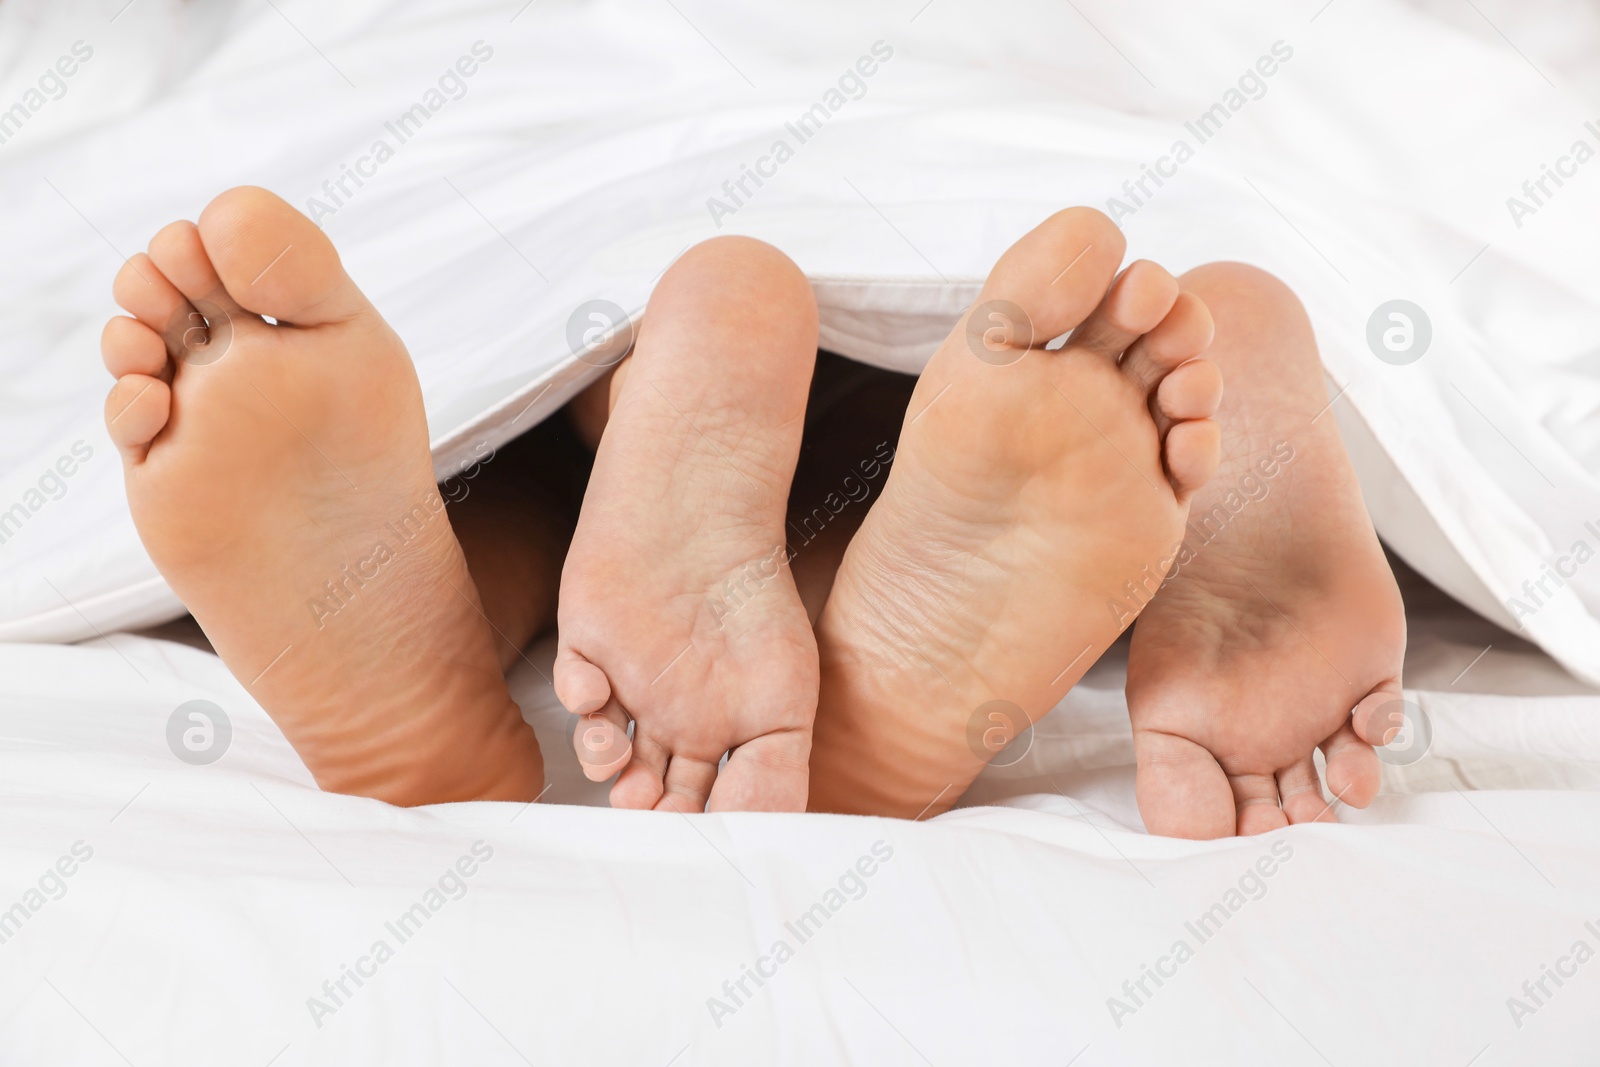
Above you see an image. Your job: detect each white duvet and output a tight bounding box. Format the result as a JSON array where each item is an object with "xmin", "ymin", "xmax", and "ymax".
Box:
[{"xmin": 2, "ymin": 0, "xmax": 1600, "ymax": 1062}]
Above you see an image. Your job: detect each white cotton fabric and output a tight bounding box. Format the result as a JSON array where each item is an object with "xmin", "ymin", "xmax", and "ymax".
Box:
[
  {"xmin": 2, "ymin": 0, "xmax": 1600, "ymax": 1061},
  {"xmin": 0, "ymin": 606, "xmax": 1596, "ymax": 1064},
  {"xmin": 1, "ymin": 0, "xmax": 1600, "ymax": 683}
]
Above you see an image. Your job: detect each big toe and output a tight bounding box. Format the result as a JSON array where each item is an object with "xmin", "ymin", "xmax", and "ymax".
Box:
[
  {"xmin": 1133, "ymin": 730, "xmax": 1235, "ymax": 839},
  {"xmin": 197, "ymin": 186, "xmax": 369, "ymax": 327},
  {"xmin": 973, "ymin": 206, "xmax": 1128, "ymax": 347}
]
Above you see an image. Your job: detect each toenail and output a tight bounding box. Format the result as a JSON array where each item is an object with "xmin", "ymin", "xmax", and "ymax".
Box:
[{"xmin": 965, "ymin": 300, "xmax": 1033, "ymax": 366}]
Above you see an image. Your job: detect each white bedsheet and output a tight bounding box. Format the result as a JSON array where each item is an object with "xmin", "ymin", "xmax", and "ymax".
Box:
[
  {"xmin": 2, "ymin": 591, "xmax": 1598, "ymax": 1065},
  {"xmin": 4, "ymin": 0, "xmax": 1600, "ymax": 1063}
]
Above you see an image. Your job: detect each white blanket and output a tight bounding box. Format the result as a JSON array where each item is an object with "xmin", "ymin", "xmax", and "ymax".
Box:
[
  {"xmin": 4, "ymin": 0, "xmax": 1600, "ymax": 1062},
  {"xmin": 2, "ymin": 0, "xmax": 1600, "ymax": 683}
]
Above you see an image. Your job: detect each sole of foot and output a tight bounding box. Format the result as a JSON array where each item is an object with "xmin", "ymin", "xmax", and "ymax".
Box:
[
  {"xmin": 553, "ymin": 236, "xmax": 820, "ymax": 813},
  {"xmin": 103, "ymin": 186, "xmax": 543, "ymax": 805},
  {"xmin": 807, "ymin": 207, "xmax": 1223, "ymax": 819},
  {"xmin": 1126, "ymin": 262, "xmax": 1405, "ymax": 838}
]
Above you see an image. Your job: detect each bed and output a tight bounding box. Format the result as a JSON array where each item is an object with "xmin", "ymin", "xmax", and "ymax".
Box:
[{"xmin": 2, "ymin": 0, "xmax": 1599, "ymax": 1062}]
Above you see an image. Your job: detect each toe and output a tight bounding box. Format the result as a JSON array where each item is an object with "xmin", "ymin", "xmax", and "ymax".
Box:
[
  {"xmin": 1321, "ymin": 719, "xmax": 1381, "ymax": 808},
  {"xmin": 657, "ymin": 755, "xmax": 718, "ymax": 814},
  {"xmin": 1067, "ymin": 260, "xmax": 1180, "ymax": 361},
  {"xmin": 112, "ymin": 253, "xmax": 190, "ymax": 338},
  {"xmin": 101, "ymin": 317, "xmax": 169, "ymax": 380},
  {"xmin": 1121, "ymin": 291, "xmax": 1215, "ymax": 393},
  {"xmin": 1231, "ymin": 773, "xmax": 1288, "ymax": 835},
  {"xmin": 1161, "ymin": 418, "xmax": 1222, "ymax": 503},
  {"xmin": 708, "ymin": 729, "xmax": 810, "ymax": 813},
  {"xmin": 197, "ymin": 186, "xmax": 370, "ymax": 326},
  {"xmin": 1153, "ymin": 358, "xmax": 1223, "ymax": 429},
  {"xmin": 573, "ymin": 699, "xmax": 633, "ymax": 782},
  {"xmin": 148, "ymin": 220, "xmax": 244, "ymax": 312},
  {"xmin": 104, "ymin": 374, "xmax": 171, "ymax": 462},
  {"xmin": 974, "ymin": 206, "xmax": 1127, "ymax": 345},
  {"xmin": 610, "ymin": 732, "xmax": 669, "ymax": 810},
  {"xmin": 554, "ymin": 646, "xmax": 612, "ymax": 716},
  {"xmin": 147, "ymin": 220, "xmax": 255, "ymax": 367},
  {"xmin": 1277, "ymin": 758, "xmax": 1336, "ymax": 824},
  {"xmin": 1352, "ymin": 680, "xmax": 1407, "ymax": 747},
  {"xmin": 1133, "ymin": 729, "xmax": 1234, "ymax": 839}
]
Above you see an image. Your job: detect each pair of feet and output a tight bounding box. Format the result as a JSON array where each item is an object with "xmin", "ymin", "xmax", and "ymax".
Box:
[{"xmin": 102, "ymin": 188, "xmax": 1405, "ymax": 837}]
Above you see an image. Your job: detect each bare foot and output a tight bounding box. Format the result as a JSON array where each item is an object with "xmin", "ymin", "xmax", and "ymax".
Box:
[
  {"xmin": 553, "ymin": 237, "xmax": 820, "ymax": 812},
  {"xmin": 102, "ymin": 187, "xmax": 543, "ymax": 805},
  {"xmin": 807, "ymin": 207, "xmax": 1222, "ymax": 819},
  {"xmin": 1126, "ymin": 262, "xmax": 1405, "ymax": 838}
]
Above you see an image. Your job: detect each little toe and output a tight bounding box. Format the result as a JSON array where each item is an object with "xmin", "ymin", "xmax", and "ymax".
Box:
[
  {"xmin": 104, "ymin": 374, "xmax": 171, "ymax": 462},
  {"xmin": 1067, "ymin": 260, "xmax": 1180, "ymax": 361},
  {"xmin": 1121, "ymin": 291, "xmax": 1215, "ymax": 393},
  {"xmin": 1321, "ymin": 719, "xmax": 1381, "ymax": 808},
  {"xmin": 657, "ymin": 755, "xmax": 719, "ymax": 814},
  {"xmin": 708, "ymin": 730, "xmax": 810, "ymax": 813},
  {"xmin": 1133, "ymin": 729, "xmax": 1234, "ymax": 839},
  {"xmin": 1277, "ymin": 758, "xmax": 1336, "ymax": 824},
  {"xmin": 1154, "ymin": 358, "xmax": 1223, "ymax": 429},
  {"xmin": 102, "ymin": 317, "xmax": 170, "ymax": 380},
  {"xmin": 1161, "ymin": 417, "xmax": 1222, "ymax": 503},
  {"xmin": 610, "ymin": 732, "xmax": 669, "ymax": 810}
]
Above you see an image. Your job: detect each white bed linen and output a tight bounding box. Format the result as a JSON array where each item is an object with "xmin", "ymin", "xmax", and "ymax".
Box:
[
  {"xmin": 1, "ymin": 596, "xmax": 1598, "ymax": 1066},
  {"xmin": 3, "ymin": 1, "xmax": 1600, "ymax": 1063},
  {"xmin": 1, "ymin": 0, "xmax": 1600, "ymax": 684},
  {"xmin": 3, "ymin": 588, "xmax": 1600, "ymax": 1062}
]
